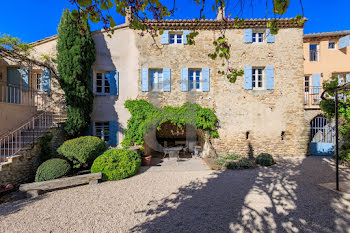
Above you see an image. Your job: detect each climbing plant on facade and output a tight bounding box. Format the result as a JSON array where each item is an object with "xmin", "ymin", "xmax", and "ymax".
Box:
[
  {"xmin": 121, "ymin": 100, "xmax": 219, "ymax": 147},
  {"xmin": 56, "ymin": 9, "xmax": 96, "ymax": 137}
]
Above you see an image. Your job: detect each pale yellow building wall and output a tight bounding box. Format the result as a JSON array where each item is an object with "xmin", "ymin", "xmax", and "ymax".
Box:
[{"xmin": 304, "ymin": 36, "xmax": 350, "ymax": 81}]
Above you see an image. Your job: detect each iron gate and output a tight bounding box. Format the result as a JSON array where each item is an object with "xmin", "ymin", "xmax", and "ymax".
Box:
[{"xmin": 309, "ymin": 116, "xmax": 335, "ymax": 156}]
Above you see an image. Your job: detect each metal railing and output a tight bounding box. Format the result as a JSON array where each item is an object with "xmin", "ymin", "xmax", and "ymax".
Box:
[
  {"xmin": 304, "ymin": 86, "xmax": 322, "ymax": 106},
  {"xmin": 0, "ymin": 112, "xmax": 55, "ymax": 163},
  {"xmin": 0, "ymin": 81, "xmax": 50, "ymax": 110}
]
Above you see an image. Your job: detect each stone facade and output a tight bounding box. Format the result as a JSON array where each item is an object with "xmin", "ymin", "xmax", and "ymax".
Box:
[
  {"xmin": 137, "ymin": 28, "xmax": 308, "ymax": 157},
  {"xmin": 0, "ymin": 127, "xmax": 65, "ymax": 185}
]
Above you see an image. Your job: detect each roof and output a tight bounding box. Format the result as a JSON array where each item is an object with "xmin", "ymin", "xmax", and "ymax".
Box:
[
  {"xmin": 304, "ymin": 30, "xmax": 350, "ymax": 38},
  {"xmin": 30, "ymin": 18, "xmax": 305, "ymax": 46}
]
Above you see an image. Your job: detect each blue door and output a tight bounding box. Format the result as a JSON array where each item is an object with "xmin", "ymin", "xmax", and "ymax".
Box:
[{"xmin": 309, "ymin": 116, "xmax": 334, "ymax": 156}]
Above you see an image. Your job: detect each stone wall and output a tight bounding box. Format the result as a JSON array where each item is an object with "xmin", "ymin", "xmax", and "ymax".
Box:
[
  {"xmin": 137, "ymin": 28, "xmax": 308, "ymax": 157},
  {"xmin": 0, "ymin": 126, "xmax": 66, "ymax": 185}
]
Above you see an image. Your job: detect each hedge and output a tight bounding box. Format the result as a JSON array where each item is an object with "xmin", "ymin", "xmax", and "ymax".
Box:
[
  {"xmin": 35, "ymin": 158, "xmax": 71, "ymax": 182},
  {"xmin": 91, "ymin": 149, "xmax": 141, "ymax": 181},
  {"xmin": 57, "ymin": 136, "xmax": 107, "ymax": 169},
  {"xmin": 255, "ymin": 153, "xmax": 275, "ymax": 166}
]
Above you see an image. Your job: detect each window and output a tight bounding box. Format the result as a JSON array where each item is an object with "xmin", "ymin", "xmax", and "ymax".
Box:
[
  {"xmin": 35, "ymin": 73, "xmax": 42, "ymax": 91},
  {"xmin": 189, "ymin": 70, "xmax": 201, "ymax": 90},
  {"xmin": 169, "ymin": 33, "xmax": 183, "ymax": 44},
  {"xmin": 252, "ymin": 68, "xmax": 264, "ymax": 90},
  {"xmin": 96, "ymin": 72, "xmax": 110, "ymax": 94},
  {"xmin": 150, "ymin": 69, "xmax": 163, "ymax": 91},
  {"xmin": 95, "ymin": 122, "xmax": 109, "ymax": 142},
  {"xmin": 328, "ymin": 42, "xmax": 336, "ymax": 49},
  {"xmin": 304, "ymin": 76, "xmax": 310, "ymax": 92},
  {"xmin": 252, "ymin": 32, "xmax": 264, "ymax": 43},
  {"xmin": 310, "ymin": 44, "xmax": 319, "ymax": 61}
]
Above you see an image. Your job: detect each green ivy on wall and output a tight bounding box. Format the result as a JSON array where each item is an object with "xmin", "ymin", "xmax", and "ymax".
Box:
[{"xmin": 121, "ymin": 100, "xmax": 219, "ymax": 147}]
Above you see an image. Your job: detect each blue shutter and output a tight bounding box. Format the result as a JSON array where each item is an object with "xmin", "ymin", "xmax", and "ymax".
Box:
[
  {"xmin": 244, "ymin": 29, "xmax": 253, "ymax": 43},
  {"xmin": 89, "ymin": 121, "xmax": 93, "ymax": 136},
  {"xmin": 339, "ymin": 35, "xmax": 350, "ymax": 49},
  {"xmin": 42, "ymin": 68, "xmax": 51, "ymax": 92},
  {"xmin": 90, "ymin": 70, "xmax": 94, "ymax": 92},
  {"xmin": 163, "ymin": 68, "xmax": 171, "ymax": 92},
  {"xmin": 21, "ymin": 68, "xmax": 29, "ymax": 91},
  {"xmin": 266, "ymin": 66, "xmax": 274, "ymax": 90},
  {"xmin": 312, "ymin": 73, "xmax": 321, "ymax": 94},
  {"xmin": 266, "ymin": 29, "xmax": 275, "ymax": 43},
  {"xmin": 181, "ymin": 68, "xmax": 189, "ymax": 91},
  {"xmin": 183, "ymin": 30, "xmax": 191, "ymax": 44},
  {"xmin": 346, "ymin": 73, "xmax": 350, "ymax": 83},
  {"xmin": 202, "ymin": 68, "xmax": 210, "ymax": 92},
  {"xmin": 109, "ymin": 70, "xmax": 119, "ymax": 95},
  {"xmin": 244, "ymin": 66, "xmax": 253, "ymax": 90},
  {"xmin": 141, "ymin": 68, "xmax": 149, "ymax": 92},
  {"xmin": 109, "ymin": 121, "xmax": 118, "ymax": 146},
  {"xmin": 161, "ymin": 30, "xmax": 169, "ymax": 44}
]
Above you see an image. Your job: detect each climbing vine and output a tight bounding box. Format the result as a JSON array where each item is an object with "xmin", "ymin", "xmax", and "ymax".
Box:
[{"xmin": 121, "ymin": 100, "xmax": 219, "ymax": 147}]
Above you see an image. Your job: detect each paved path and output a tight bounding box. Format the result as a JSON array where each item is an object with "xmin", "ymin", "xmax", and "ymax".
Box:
[{"xmin": 0, "ymin": 157, "xmax": 349, "ymax": 233}]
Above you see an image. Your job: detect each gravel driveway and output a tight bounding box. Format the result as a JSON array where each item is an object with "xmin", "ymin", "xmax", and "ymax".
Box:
[{"xmin": 0, "ymin": 157, "xmax": 349, "ymax": 233}]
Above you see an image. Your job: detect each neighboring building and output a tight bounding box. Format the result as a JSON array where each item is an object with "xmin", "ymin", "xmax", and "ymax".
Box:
[
  {"xmin": 303, "ymin": 31, "xmax": 350, "ymax": 155},
  {"xmin": 0, "ymin": 12, "xmax": 308, "ymax": 160}
]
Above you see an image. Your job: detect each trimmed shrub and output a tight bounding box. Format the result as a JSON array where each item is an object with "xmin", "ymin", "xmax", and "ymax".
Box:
[
  {"xmin": 35, "ymin": 158, "xmax": 71, "ymax": 182},
  {"xmin": 225, "ymin": 158, "xmax": 256, "ymax": 169},
  {"xmin": 91, "ymin": 149, "xmax": 141, "ymax": 181},
  {"xmin": 57, "ymin": 136, "xmax": 107, "ymax": 169},
  {"xmin": 216, "ymin": 154, "xmax": 241, "ymax": 166},
  {"xmin": 255, "ymin": 153, "xmax": 275, "ymax": 166}
]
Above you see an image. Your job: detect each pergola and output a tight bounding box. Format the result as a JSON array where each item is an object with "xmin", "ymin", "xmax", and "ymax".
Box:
[{"xmin": 321, "ymin": 82, "xmax": 350, "ymax": 191}]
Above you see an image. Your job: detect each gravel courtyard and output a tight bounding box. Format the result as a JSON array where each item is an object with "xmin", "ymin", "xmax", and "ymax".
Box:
[{"xmin": 0, "ymin": 156, "xmax": 349, "ymax": 233}]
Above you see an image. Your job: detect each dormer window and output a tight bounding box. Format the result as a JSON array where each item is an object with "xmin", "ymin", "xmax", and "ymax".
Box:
[{"xmin": 169, "ymin": 32, "xmax": 183, "ymax": 44}]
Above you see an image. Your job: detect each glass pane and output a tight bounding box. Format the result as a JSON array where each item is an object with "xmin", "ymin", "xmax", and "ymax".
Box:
[
  {"xmin": 96, "ymin": 87, "xmax": 102, "ymax": 92},
  {"xmin": 258, "ymin": 33, "xmax": 263, "ymax": 42},
  {"xmin": 196, "ymin": 71, "xmax": 200, "ymax": 76},
  {"xmin": 97, "ymin": 80, "xmax": 102, "ymax": 86},
  {"xmin": 252, "ymin": 81, "xmax": 256, "ymax": 87},
  {"xmin": 310, "ymin": 44, "xmax": 317, "ymax": 51},
  {"xmin": 258, "ymin": 69, "xmax": 262, "ymax": 75},
  {"xmin": 258, "ymin": 82, "xmax": 262, "ymax": 87},
  {"xmin": 170, "ymin": 35, "xmax": 175, "ymax": 44},
  {"xmin": 252, "ymin": 33, "xmax": 256, "ymax": 42},
  {"xmin": 96, "ymin": 73, "xmax": 102, "ymax": 79},
  {"xmin": 105, "ymin": 87, "xmax": 110, "ymax": 93},
  {"xmin": 104, "ymin": 79, "xmax": 110, "ymax": 87}
]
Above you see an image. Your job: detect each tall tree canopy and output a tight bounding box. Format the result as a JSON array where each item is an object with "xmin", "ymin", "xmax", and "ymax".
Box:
[{"xmin": 56, "ymin": 9, "xmax": 96, "ymax": 137}]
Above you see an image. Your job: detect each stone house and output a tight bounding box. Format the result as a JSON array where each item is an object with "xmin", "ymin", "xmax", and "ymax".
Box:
[
  {"xmin": 0, "ymin": 11, "xmax": 308, "ymax": 165},
  {"xmin": 303, "ymin": 30, "xmax": 350, "ymax": 155}
]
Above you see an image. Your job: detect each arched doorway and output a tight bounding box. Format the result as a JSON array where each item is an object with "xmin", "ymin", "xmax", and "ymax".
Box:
[{"xmin": 309, "ymin": 115, "xmax": 334, "ymax": 156}]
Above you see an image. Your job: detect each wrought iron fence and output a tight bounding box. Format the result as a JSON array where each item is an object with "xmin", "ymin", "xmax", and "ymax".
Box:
[
  {"xmin": 0, "ymin": 81, "xmax": 50, "ymax": 110},
  {"xmin": 304, "ymin": 86, "xmax": 322, "ymax": 106}
]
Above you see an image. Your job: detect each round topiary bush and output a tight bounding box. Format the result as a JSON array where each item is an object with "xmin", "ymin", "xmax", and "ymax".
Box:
[
  {"xmin": 256, "ymin": 153, "xmax": 275, "ymax": 166},
  {"xmin": 35, "ymin": 158, "xmax": 71, "ymax": 182},
  {"xmin": 91, "ymin": 149, "xmax": 141, "ymax": 181},
  {"xmin": 57, "ymin": 136, "xmax": 108, "ymax": 169}
]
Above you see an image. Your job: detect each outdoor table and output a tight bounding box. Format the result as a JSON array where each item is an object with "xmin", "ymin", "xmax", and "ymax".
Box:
[{"xmin": 163, "ymin": 146, "xmax": 183, "ymax": 160}]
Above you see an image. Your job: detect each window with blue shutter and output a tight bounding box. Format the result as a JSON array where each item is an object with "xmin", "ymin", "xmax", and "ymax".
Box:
[
  {"xmin": 312, "ymin": 73, "xmax": 321, "ymax": 94},
  {"xmin": 244, "ymin": 66, "xmax": 253, "ymax": 89},
  {"xmin": 109, "ymin": 121, "xmax": 118, "ymax": 146},
  {"xmin": 42, "ymin": 68, "xmax": 51, "ymax": 92},
  {"xmin": 161, "ymin": 30, "xmax": 169, "ymax": 44},
  {"xmin": 244, "ymin": 29, "xmax": 253, "ymax": 43},
  {"xmin": 21, "ymin": 68, "xmax": 29, "ymax": 91},
  {"xmin": 266, "ymin": 29, "xmax": 275, "ymax": 43},
  {"xmin": 183, "ymin": 30, "xmax": 191, "ymax": 44},
  {"xmin": 141, "ymin": 68, "xmax": 149, "ymax": 92},
  {"xmin": 339, "ymin": 35, "xmax": 350, "ymax": 49},
  {"xmin": 163, "ymin": 68, "xmax": 171, "ymax": 91},
  {"xmin": 202, "ymin": 68, "xmax": 210, "ymax": 92},
  {"xmin": 181, "ymin": 68, "xmax": 189, "ymax": 91},
  {"xmin": 109, "ymin": 70, "xmax": 119, "ymax": 95},
  {"xmin": 266, "ymin": 66, "xmax": 274, "ymax": 90}
]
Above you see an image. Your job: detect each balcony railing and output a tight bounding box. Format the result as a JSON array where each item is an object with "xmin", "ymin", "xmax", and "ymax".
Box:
[
  {"xmin": 0, "ymin": 81, "xmax": 50, "ymax": 110},
  {"xmin": 304, "ymin": 86, "xmax": 322, "ymax": 106}
]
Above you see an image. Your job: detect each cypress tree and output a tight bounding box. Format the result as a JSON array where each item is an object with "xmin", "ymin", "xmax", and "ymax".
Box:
[{"xmin": 56, "ymin": 9, "xmax": 95, "ymax": 137}]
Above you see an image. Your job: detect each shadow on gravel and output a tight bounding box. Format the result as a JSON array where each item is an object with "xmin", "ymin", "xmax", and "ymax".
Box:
[
  {"xmin": 131, "ymin": 156, "xmax": 350, "ymax": 233},
  {"xmin": 0, "ymin": 195, "xmax": 46, "ymax": 217}
]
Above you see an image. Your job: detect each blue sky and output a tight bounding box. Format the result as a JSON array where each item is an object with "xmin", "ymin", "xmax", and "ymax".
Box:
[{"xmin": 0, "ymin": 0, "xmax": 349, "ymax": 43}]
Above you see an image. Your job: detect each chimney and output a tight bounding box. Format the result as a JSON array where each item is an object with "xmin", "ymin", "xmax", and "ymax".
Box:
[
  {"xmin": 216, "ymin": 7, "xmax": 225, "ymax": 21},
  {"xmin": 125, "ymin": 7, "xmax": 132, "ymax": 25}
]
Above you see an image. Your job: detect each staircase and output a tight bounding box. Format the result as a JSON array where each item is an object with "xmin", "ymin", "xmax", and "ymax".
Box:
[{"xmin": 0, "ymin": 112, "xmax": 66, "ymax": 164}]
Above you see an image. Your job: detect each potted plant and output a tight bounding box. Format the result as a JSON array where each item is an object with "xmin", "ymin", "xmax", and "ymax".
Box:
[{"xmin": 139, "ymin": 146, "xmax": 152, "ymax": 166}]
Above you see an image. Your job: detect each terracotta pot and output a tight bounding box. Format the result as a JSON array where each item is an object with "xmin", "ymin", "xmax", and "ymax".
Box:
[{"xmin": 141, "ymin": 155, "xmax": 152, "ymax": 166}]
